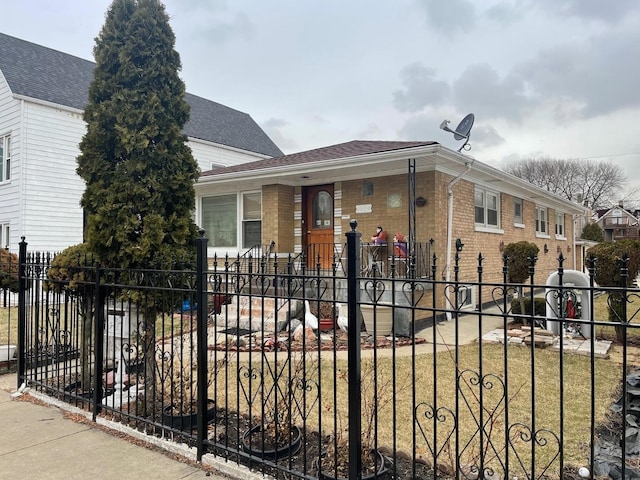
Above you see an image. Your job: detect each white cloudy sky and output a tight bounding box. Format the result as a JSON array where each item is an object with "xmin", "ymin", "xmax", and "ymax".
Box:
[{"xmin": 2, "ymin": 0, "xmax": 640, "ymax": 204}]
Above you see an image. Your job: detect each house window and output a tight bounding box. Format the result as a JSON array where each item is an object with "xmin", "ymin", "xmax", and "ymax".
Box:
[
  {"xmin": 242, "ymin": 192, "xmax": 262, "ymax": 248},
  {"xmin": 0, "ymin": 223, "xmax": 8, "ymax": 248},
  {"xmin": 536, "ymin": 206, "xmax": 548, "ymax": 235},
  {"xmin": 555, "ymin": 212, "xmax": 565, "ymax": 238},
  {"xmin": 0, "ymin": 135, "xmax": 10, "ymax": 182},
  {"xmin": 475, "ymin": 187, "xmax": 500, "ymax": 228},
  {"xmin": 514, "ymin": 197, "xmax": 523, "ymax": 225},
  {"xmin": 202, "ymin": 195, "xmax": 237, "ymax": 248},
  {"xmin": 201, "ymin": 192, "xmax": 262, "ymax": 249},
  {"xmin": 361, "ymin": 182, "xmax": 373, "ymax": 197}
]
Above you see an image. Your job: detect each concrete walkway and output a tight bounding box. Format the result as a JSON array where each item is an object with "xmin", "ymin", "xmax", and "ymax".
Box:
[{"xmin": 0, "ymin": 373, "xmax": 258, "ymax": 480}]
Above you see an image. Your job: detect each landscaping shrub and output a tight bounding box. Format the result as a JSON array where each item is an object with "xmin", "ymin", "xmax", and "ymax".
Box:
[{"xmin": 510, "ymin": 297, "xmax": 547, "ymax": 317}]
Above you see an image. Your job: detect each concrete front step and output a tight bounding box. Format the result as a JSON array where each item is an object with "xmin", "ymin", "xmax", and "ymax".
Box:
[{"xmin": 212, "ymin": 295, "xmax": 305, "ymax": 332}]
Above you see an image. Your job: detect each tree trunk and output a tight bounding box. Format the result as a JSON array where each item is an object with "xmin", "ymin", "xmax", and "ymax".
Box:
[{"xmin": 142, "ymin": 307, "xmax": 157, "ymax": 410}]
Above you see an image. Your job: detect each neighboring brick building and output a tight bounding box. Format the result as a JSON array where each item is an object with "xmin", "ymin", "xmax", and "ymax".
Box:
[{"xmin": 195, "ymin": 140, "xmax": 589, "ymax": 304}]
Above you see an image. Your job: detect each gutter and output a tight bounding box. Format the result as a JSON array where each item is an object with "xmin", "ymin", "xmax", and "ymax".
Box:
[
  {"xmin": 12, "ymin": 93, "xmax": 84, "ymax": 115},
  {"xmin": 444, "ymin": 159, "xmax": 474, "ymax": 321}
]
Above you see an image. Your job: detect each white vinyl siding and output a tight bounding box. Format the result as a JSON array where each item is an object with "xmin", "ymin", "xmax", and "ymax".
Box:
[
  {"xmin": 20, "ymin": 102, "xmax": 86, "ymax": 250},
  {"xmin": 0, "ymin": 88, "xmax": 267, "ymax": 252},
  {"xmin": 188, "ymin": 138, "xmax": 268, "ymax": 174},
  {"xmin": 0, "ymin": 76, "xmax": 22, "ymax": 251}
]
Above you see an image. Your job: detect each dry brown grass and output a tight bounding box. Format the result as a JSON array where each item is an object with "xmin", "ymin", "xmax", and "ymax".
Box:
[
  {"xmin": 594, "ymin": 292, "xmax": 640, "ymax": 344},
  {"xmin": 211, "ymin": 343, "xmax": 621, "ymax": 478},
  {"xmin": 0, "ymin": 306, "xmax": 18, "ymax": 345}
]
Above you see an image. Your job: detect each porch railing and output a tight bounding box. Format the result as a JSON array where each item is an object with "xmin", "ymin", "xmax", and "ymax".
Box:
[{"xmin": 290, "ymin": 240, "xmax": 434, "ymax": 279}]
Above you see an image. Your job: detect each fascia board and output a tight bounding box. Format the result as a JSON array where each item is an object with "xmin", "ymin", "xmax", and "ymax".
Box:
[{"xmin": 12, "ymin": 93, "xmax": 84, "ymax": 114}]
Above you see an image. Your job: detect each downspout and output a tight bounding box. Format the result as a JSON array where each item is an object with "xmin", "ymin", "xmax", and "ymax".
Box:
[
  {"xmin": 20, "ymin": 99, "xmax": 26, "ymax": 248},
  {"xmin": 572, "ymin": 213, "xmax": 577, "ymax": 270},
  {"xmin": 444, "ymin": 160, "xmax": 473, "ymax": 321}
]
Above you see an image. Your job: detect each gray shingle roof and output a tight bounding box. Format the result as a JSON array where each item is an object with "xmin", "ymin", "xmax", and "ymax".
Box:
[
  {"xmin": 201, "ymin": 140, "xmax": 438, "ymax": 176},
  {"xmin": 0, "ymin": 32, "xmax": 283, "ymax": 157}
]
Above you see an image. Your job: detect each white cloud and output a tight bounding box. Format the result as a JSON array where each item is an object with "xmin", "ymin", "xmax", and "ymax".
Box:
[{"xmin": 3, "ymin": 0, "xmax": 640, "ymax": 205}]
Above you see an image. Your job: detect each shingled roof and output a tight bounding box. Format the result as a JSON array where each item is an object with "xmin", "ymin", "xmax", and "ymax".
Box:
[
  {"xmin": 0, "ymin": 32, "xmax": 283, "ymax": 157},
  {"xmin": 201, "ymin": 140, "xmax": 438, "ymax": 176}
]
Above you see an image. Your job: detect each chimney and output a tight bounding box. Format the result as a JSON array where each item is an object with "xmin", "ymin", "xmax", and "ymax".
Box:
[{"xmin": 619, "ymin": 200, "xmax": 624, "ymax": 208}]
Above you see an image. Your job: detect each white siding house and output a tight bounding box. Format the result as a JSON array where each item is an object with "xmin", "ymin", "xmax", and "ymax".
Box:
[{"xmin": 0, "ymin": 32, "xmax": 282, "ymax": 252}]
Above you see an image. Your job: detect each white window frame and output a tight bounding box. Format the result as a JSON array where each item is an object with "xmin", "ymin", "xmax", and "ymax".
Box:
[
  {"xmin": 474, "ymin": 187, "xmax": 501, "ymax": 230},
  {"xmin": 555, "ymin": 212, "xmax": 566, "ymax": 239},
  {"xmin": 241, "ymin": 191, "xmax": 262, "ymax": 249},
  {"xmin": 513, "ymin": 197, "xmax": 524, "ymax": 228},
  {"xmin": 0, "ymin": 134, "xmax": 10, "ymax": 183},
  {"xmin": 536, "ymin": 206, "xmax": 549, "ymax": 237},
  {"xmin": 200, "ymin": 191, "xmax": 262, "ymax": 251},
  {"xmin": 0, "ymin": 223, "xmax": 8, "ymax": 248}
]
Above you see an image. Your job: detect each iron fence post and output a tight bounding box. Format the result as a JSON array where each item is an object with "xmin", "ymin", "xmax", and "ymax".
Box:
[
  {"xmin": 92, "ymin": 265, "xmax": 105, "ymax": 419},
  {"xmin": 16, "ymin": 237, "xmax": 27, "ymax": 390},
  {"xmin": 196, "ymin": 231, "xmax": 209, "ymax": 460},
  {"xmin": 346, "ymin": 219, "xmax": 363, "ymax": 479}
]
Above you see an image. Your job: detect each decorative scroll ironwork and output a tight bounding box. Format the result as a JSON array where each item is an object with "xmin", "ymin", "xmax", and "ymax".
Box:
[
  {"xmin": 415, "ymin": 368, "xmax": 560, "ymax": 479},
  {"xmin": 507, "ymin": 423, "xmax": 561, "ymax": 479},
  {"xmin": 27, "ymin": 306, "xmax": 78, "ymax": 368}
]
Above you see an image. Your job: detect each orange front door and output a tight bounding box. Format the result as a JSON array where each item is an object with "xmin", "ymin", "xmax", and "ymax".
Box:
[{"xmin": 303, "ymin": 185, "xmax": 334, "ymax": 269}]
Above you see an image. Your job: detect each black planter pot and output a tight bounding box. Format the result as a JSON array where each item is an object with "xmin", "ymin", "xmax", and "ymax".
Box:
[
  {"xmin": 317, "ymin": 449, "xmax": 387, "ymax": 480},
  {"xmin": 161, "ymin": 399, "xmax": 216, "ymax": 431},
  {"xmin": 241, "ymin": 424, "xmax": 303, "ymax": 460},
  {"xmin": 63, "ymin": 381, "xmax": 114, "ymax": 401}
]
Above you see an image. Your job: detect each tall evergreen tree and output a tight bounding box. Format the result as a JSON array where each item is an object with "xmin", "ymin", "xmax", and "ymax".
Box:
[
  {"xmin": 76, "ymin": 0, "xmax": 200, "ymax": 398},
  {"xmin": 77, "ymin": 0, "xmax": 200, "ymax": 271}
]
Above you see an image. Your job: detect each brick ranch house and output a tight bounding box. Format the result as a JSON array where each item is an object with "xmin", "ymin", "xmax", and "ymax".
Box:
[{"xmin": 195, "ymin": 140, "xmax": 589, "ymax": 309}]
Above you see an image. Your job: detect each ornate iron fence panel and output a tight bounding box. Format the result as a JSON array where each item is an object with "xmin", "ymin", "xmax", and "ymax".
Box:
[{"xmin": 7, "ymin": 235, "xmax": 640, "ymax": 479}]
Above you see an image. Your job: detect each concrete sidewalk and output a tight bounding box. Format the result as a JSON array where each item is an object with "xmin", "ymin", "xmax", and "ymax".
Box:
[{"xmin": 0, "ymin": 373, "xmax": 255, "ymax": 480}]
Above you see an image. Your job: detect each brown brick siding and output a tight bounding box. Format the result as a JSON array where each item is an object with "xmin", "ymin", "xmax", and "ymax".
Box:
[
  {"xmin": 261, "ymin": 171, "xmax": 575, "ymax": 310},
  {"xmin": 261, "ymin": 184, "xmax": 295, "ymax": 253}
]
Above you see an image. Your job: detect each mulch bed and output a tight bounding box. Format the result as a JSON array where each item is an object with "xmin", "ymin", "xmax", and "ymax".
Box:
[{"xmin": 211, "ymin": 328, "xmax": 426, "ymax": 353}]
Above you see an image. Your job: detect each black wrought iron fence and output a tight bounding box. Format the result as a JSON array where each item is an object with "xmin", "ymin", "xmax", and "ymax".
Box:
[
  {"xmin": 0, "ymin": 247, "xmax": 18, "ymax": 373},
  {"xmin": 5, "ymin": 228, "xmax": 640, "ymax": 479}
]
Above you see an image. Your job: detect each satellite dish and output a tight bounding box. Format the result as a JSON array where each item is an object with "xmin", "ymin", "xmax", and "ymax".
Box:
[
  {"xmin": 453, "ymin": 113, "xmax": 474, "ymax": 141},
  {"xmin": 439, "ymin": 113, "xmax": 475, "ymax": 151}
]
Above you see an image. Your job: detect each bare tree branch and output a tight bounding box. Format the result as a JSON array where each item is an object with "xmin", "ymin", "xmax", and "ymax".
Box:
[{"xmin": 503, "ymin": 158, "xmax": 627, "ymax": 210}]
